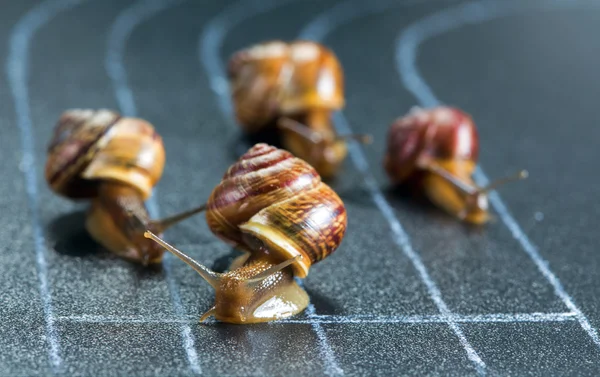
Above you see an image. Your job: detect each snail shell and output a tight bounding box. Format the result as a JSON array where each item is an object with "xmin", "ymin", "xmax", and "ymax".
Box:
[
  {"xmin": 205, "ymin": 143, "xmax": 347, "ymax": 278},
  {"xmin": 45, "ymin": 109, "xmax": 166, "ymax": 264},
  {"xmin": 228, "ymin": 40, "xmax": 345, "ymax": 132},
  {"xmin": 384, "ymin": 106, "xmax": 527, "ymax": 225},
  {"xmin": 45, "ymin": 109, "xmax": 165, "ymax": 200},
  {"xmin": 384, "ymin": 106, "xmax": 479, "ymax": 184},
  {"xmin": 140, "ymin": 143, "xmax": 348, "ymax": 322}
]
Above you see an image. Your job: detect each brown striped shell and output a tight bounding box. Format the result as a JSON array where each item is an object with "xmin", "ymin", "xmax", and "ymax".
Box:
[
  {"xmin": 45, "ymin": 109, "xmax": 165, "ymax": 200},
  {"xmin": 205, "ymin": 143, "xmax": 347, "ymax": 278},
  {"xmin": 384, "ymin": 106, "xmax": 479, "ymax": 183},
  {"xmin": 228, "ymin": 40, "xmax": 345, "ymax": 132}
]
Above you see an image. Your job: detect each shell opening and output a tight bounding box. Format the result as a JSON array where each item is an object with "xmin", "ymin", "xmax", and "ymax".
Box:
[{"xmin": 239, "ymin": 224, "xmax": 310, "ymax": 278}]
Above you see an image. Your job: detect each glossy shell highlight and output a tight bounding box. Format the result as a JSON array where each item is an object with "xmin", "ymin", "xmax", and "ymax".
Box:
[
  {"xmin": 45, "ymin": 109, "xmax": 165, "ymax": 199},
  {"xmin": 205, "ymin": 143, "xmax": 347, "ymax": 277},
  {"xmin": 384, "ymin": 106, "xmax": 479, "ymax": 183},
  {"xmin": 228, "ymin": 40, "xmax": 345, "ymax": 132}
]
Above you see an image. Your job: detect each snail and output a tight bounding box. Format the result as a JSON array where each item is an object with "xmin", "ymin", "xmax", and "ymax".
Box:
[
  {"xmin": 227, "ymin": 40, "xmax": 371, "ymax": 178},
  {"xmin": 384, "ymin": 106, "xmax": 527, "ymax": 224},
  {"xmin": 143, "ymin": 143, "xmax": 347, "ymax": 324},
  {"xmin": 45, "ymin": 109, "xmax": 199, "ymax": 265}
]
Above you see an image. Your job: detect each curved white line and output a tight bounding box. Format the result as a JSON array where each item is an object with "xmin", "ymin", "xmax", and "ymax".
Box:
[
  {"xmin": 396, "ymin": 0, "xmax": 600, "ymax": 351},
  {"xmin": 106, "ymin": 0, "xmax": 185, "ymax": 217},
  {"xmin": 300, "ymin": 1, "xmax": 486, "ymax": 375},
  {"xmin": 300, "ymin": 0, "xmax": 453, "ymax": 41},
  {"xmin": 106, "ymin": 0, "xmax": 184, "ymax": 117},
  {"xmin": 199, "ymin": 0, "xmax": 299, "ymax": 119},
  {"xmin": 199, "ymin": 1, "xmax": 344, "ymax": 376},
  {"xmin": 59, "ymin": 311, "xmax": 578, "ymax": 324},
  {"xmin": 106, "ymin": 1, "xmax": 202, "ymax": 374},
  {"xmin": 6, "ymin": 0, "xmax": 89, "ymax": 371}
]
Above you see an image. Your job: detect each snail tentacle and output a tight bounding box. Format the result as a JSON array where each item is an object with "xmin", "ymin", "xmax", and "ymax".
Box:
[
  {"xmin": 384, "ymin": 106, "xmax": 526, "ymax": 224},
  {"xmin": 45, "ymin": 109, "xmax": 195, "ymax": 264},
  {"xmin": 153, "ymin": 143, "xmax": 346, "ymax": 324},
  {"xmin": 228, "ymin": 40, "xmax": 369, "ymax": 178}
]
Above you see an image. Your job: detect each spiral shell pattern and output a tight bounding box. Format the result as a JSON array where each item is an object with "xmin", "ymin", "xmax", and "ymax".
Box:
[
  {"xmin": 228, "ymin": 40, "xmax": 345, "ymax": 132},
  {"xmin": 384, "ymin": 106, "xmax": 479, "ymax": 183},
  {"xmin": 45, "ymin": 109, "xmax": 121, "ymax": 198},
  {"xmin": 45, "ymin": 109, "xmax": 165, "ymax": 199},
  {"xmin": 206, "ymin": 143, "xmax": 347, "ymax": 277}
]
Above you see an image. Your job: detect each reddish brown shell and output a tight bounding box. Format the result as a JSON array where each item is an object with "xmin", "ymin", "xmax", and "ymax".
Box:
[
  {"xmin": 205, "ymin": 143, "xmax": 347, "ymax": 278},
  {"xmin": 228, "ymin": 40, "xmax": 345, "ymax": 132},
  {"xmin": 45, "ymin": 109, "xmax": 121, "ymax": 198},
  {"xmin": 45, "ymin": 109, "xmax": 165, "ymax": 199},
  {"xmin": 384, "ymin": 106, "xmax": 479, "ymax": 183}
]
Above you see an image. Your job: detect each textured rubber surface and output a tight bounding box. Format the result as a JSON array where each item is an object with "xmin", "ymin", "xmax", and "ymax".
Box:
[{"xmin": 2, "ymin": 0, "xmax": 600, "ymax": 376}]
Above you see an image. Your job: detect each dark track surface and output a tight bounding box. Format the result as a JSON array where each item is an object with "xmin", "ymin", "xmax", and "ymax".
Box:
[{"xmin": 2, "ymin": 0, "xmax": 600, "ymax": 376}]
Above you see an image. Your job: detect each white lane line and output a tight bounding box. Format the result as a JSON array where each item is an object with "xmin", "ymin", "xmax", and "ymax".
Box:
[
  {"xmin": 199, "ymin": 0, "xmax": 299, "ymax": 119},
  {"xmin": 310, "ymin": 312, "xmax": 578, "ymax": 323},
  {"xmin": 300, "ymin": 5, "xmax": 486, "ymax": 375},
  {"xmin": 6, "ymin": 0, "xmax": 89, "ymax": 370},
  {"xmin": 58, "ymin": 311, "xmax": 577, "ymax": 324},
  {"xmin": 106, "ymin": 0, "xmax": 185, "ymax": 217},
  {"xmin": 300, "ymin": 0, "xmax": 457, "ymax": 42},
  {"xmin": 106, "ymin": 0, "xmax": 201, "ymax": 374},
  {"xmin": 343, "ymin": 104, "xmax": 487, "ymax": 375},
  {"xmin": 395, "ymin": 0, "xmax": 600, "ymax": 351},
  {"xmin": 199, "ymin": 1, "xmax": 344, "ymax": 375}
]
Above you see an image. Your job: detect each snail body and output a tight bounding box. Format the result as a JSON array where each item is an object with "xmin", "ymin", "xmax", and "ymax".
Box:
[
  {"xmin": 145, "ymin": 143, "xmax": 347, "ymax": 323},
  {"xmin": 384, "ymin": 106, "xmax": 526, "ymax": 224},
  {"xmin": 228, "ymin": 40, "xmax": 368, "ymax": 178},
  {"xmin": 46, "ymin": 109, "xmax": 168, "ymax": 264}
]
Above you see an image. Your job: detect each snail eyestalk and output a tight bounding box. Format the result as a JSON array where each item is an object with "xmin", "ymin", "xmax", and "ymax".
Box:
[
  {"xmin": 421, "ymin": 161, "xmax": 474, "ymax": 195},
  {"xmin": 246, "ymin": 255, "xmax": 302, "ymax": 283},
  {"xmin": 144, "ymin": 231, "xmax": 220, "ymax": 288},
  {"xmin": 152, "ymin": 203, "xmax": 208, "ymax": 233},
  {"xmin": 478, "ymin": 170, "xmax": 529, "ymax": 194},
  {"xmin": 422, "ymin": 161, "xmax": 528, "ymax": 197},
  {"xmin": 278, "ymin": 117, "xmax": 322, "ymax": 143},
  {"xmin": 461, "ymin": 170, "xmax": 528, "ymax": 221},
  {"xmin": 45, "ymin": 109, "xmax": 172, "ymax": 265},
  {"xmin": 278, "ymin": 117, "xmax": 372, "ymax": 145},
  {"xmin": 140, "ymin": 143, "xmax": 345, "ymax": 323}
]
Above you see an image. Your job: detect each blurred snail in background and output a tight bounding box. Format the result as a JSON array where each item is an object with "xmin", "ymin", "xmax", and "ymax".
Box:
[
  {"xmin": 227, "ymin": 40, "xmax": 371, "ymax": 178},
  {"xmin": 144, "ymin": 143, "xmax": 347, "ymax": 324},
  {"xmin": 45, "ymin": 109, "xmax": 197, "ymax": 265},
  {"xmin": 384, "ymin": 106, "xmax": 527, "ymax": 224}
]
